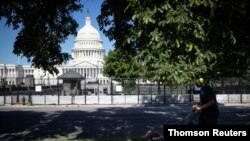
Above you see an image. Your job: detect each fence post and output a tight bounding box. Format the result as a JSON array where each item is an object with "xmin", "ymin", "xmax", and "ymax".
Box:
[
  {"xmin": 56, "ymin": 80, "xmax": 59, "ymax": 105},
  {"xmin": 84, "ymin": 74, "xmax": 87, "ymax": 104},
  {"xmin": 97, "ymin": 78, "xmax": 100, "ymax": 104},
  {"xmin": 150, "ymin": 83, "xmax": 153, "ymax": 104},
  {"xmin": 11, "ymin": 87, "xmax": 13, "ymax": 105},
  {"xmin": 29, "ymin": 92, "xmax": 32, "ymax": 105},
  {"xmin": 22, "ymin": 96, "xmax": 25, "ymax": 105},
  {"xmin": 11, "ymin": 93, "xmax": 13, "ymax": 105},
  {"xmin": 73, "ymin": 90, "xmax": 76, "ymax": 104},
  {"xmin": 58, "ymin": 91, "xmax": 60, "ymax": 105},
  {"xmin": 137, "ymin": 79, "xmax": 140, "ymax": 104},
  {"xmin": 164, "ymin": 85, "xmax": 166, "ymax": 104},
  {"xmin": 111, "ymin": 78, "xmax": 113, "ymax": 104},
  {"xmin": 44, "ymin": 93, "xmax": 46, "ymax": 105},
  {"xmin": 17, "ymin": 86, "xmax": 19, "ymax": 103},
  {"xmin": 240, "ymin": 93, "xmax": 242, "ymax": 103},
  {"xmin": 189, "ymin": 81, "xmax": 193, "ymax": 103},
  {"xmin": 3, "ymin": 88, "xmax": 6, "ymax": 105}
]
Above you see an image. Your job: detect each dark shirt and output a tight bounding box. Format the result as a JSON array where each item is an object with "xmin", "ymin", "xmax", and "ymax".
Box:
[
  {"xmin": 200, "ymin": 85, "xmax": 217, "ymax": 109},
  {"xmin": 199, "ymin": 84, "xmax": 219, "ymax": 124}
]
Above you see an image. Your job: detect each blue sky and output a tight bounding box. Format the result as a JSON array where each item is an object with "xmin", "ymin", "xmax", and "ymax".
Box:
[{"xmin": 0, "ymin": 0, "xmax": 113, "ymax": 65}]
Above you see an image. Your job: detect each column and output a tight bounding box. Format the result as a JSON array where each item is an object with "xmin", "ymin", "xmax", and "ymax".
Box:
[
  {"xmin": 94, "ymin": 68, "xmax": 97, "ymax": 77},
  {"xmin": 84, "ymin": 68, "xmax": 86, "ymax": 76},
  {"xmin": 91, "ymin": 68, "xmax": 93, "ymax": 78},
  {"xmin": 87, "ymin": 68, "xmax": 89, "ymax": 78}
]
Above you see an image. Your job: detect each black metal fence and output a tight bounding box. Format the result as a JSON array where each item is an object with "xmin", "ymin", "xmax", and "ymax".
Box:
[
  {"xmin": 211, "ymin": 77, "xmax": 250, "ymax": 94},
  {"xmin": 1, "ymin": 77, "xmax": 250, "ymax": 105}
]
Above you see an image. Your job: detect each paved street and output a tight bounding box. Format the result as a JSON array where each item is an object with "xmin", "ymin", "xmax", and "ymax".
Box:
[{"xmin": 0, "ymin": 103, "xmax": 250, "ymax": 140}]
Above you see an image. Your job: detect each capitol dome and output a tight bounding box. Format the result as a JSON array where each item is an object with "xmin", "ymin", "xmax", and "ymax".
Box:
[
  {"xmin": 71, "ymin": 14, "xmax": 105, "ymax": 65},
  {"xmin": 76, "ymin": 15, "xmax": 101, "ymax": 41}
]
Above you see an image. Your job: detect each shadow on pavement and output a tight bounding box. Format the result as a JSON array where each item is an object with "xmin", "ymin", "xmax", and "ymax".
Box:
[{"xmin": 0, "ymin": 104, "xmax": 249, "ymax": 140}]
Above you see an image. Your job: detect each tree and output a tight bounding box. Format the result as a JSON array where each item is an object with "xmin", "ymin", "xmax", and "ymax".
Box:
[
  {"xmin": 103, "ymin": 49, "xmax": 142, "ymax": 78},
  {"xmin": 103, "ymin": 49, "xmax": 142, "ymax": 89},
  {"xmin": 98, "ymin": 0, "xmax": 250, "ymax": 85},
  {"xmin": 0, "ymin": 0, "xmax": 83, "ymax": 74},
  {"xmin": 208, "ymin": 0, "xmax": 250, "ymax": 78}
]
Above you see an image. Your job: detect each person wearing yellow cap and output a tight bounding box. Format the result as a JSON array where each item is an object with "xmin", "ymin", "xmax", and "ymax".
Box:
[{"xmin": 192, "ymin": 75, "xmax": 220, "ymax": 125}]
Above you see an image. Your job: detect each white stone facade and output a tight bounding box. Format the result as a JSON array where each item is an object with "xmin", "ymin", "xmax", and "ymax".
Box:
[{"xmin": 0, "ymin": 14, "xmax": 110, "ymax": 90}]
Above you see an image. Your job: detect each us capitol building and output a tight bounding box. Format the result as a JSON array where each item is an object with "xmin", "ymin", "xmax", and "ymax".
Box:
[{"xmin": 0, "ymin": 14, "xmax": 110, "ymax": 94}]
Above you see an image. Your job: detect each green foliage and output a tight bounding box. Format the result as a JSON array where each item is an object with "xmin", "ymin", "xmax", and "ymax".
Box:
[
  {"xmin": 103, "ymin": 49, "xmax": 142, "ymax": 78},
  {"xmin": 0, "ymin": 0, "xmax": 83, "ymax": 74},
  {"xmin": 98, "ymin": 0, "xmax": 250, "ymax": 85},
  {"xmin": 208, "ymin": 0, "xmax": 250, "ymax": 78},
  {"xmin": 123, "ymin": 79, "xmax": 136, "ymax": 94}
]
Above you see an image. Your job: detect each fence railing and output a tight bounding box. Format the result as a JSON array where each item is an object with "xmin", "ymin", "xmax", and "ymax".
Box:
[
  {"xmin": 1, "ymin": 77, "xmax": 250, "ymax": 105},
  {"xmin": 1, "ymin": 92, "xmax": 250, "ymax": 105}
]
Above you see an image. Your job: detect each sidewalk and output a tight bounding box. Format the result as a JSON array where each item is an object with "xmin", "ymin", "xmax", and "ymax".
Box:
[
  {"xmin": 0, "ymin": 103, "xmax": 140, "ymax": 108},
  {"xmin": 1, "ymin": 102, "xmax": 250, "ymax": 108},
  {"xmin": 219, "ymin": 103, "xmax": 250, "ymax": 107}
]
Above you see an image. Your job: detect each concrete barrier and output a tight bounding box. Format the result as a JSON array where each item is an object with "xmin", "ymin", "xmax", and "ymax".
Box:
[
  {"xmin": 242, "ymin": 94, "xmax": 250, "ymax": 103},
  {"xmin": 193, "ymin": 94, "xmax": 199, "ymax": 103},
  {"xmin": 228, "ymin": 94, "xmax": 241, "ymax": 103},
  {"xmin": 125, "ymin": 95, "xmax": 138, "ymax": 104},
  {"xmin": 86, "ymin": 96, "xmax": 98, "ymax": 104},
  {"xmin": 216, "ymin": 94, "xmax": 229, "ymax": 103},
  {"xmin": 155, "ymin": 96, "xmax": 164, "ymax": 104},
  {"xmin": 139, "ymin": 95, "xmax": 152, "ymax": 104},
  {"xmin": 60, "ymin": 96, "xmax": 72, "ymax": 104},
  {"xmin": 165, "ymin": 95, "xmax": 178, "ymax": 103},
  {"xmin": 1, "ymin": 93, "xmax": 250, "ymax": 106},
  {"xmin": 32, "ymin": 96, "xmax": 45, "ymax": 104},
  {"xmin": 0, "ymin": 96, "xmax": 4, "ymax": 105},
  {"xmin": 74, "ymin": 96, "xmax": 85, "ymax": 104},
  {"xmin": 46, "ymin": 95, "xmax": 58, "ymax": 105},
  {"xmin": 177, "ymin": 95, "xmax": 190, "ymax": 103},
  {"xmin": 4, "ymin": 96, "xmax": 12, "ymax": 104},
  {"xmin": 99, "ymin": 96, "xmax": 111, "ymax": 104},
  {"xmin": 113, "ymin": 95, "xmax": 125, "ymax": 104}
]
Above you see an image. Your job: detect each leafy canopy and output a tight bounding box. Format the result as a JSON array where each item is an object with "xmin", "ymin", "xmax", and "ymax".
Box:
[
  {"xmin": 98, "ymin": 0, "xmax": 250, "ymax": 85},
  {"xmin": 0, "ymin": 0, "xmax": 83, "ymax": 74},
  {"xmin": 103, "ymin": 49, "xmax": 142, "ymax": 78}
]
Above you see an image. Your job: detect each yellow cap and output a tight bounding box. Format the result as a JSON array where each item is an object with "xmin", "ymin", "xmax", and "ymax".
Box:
[{"xmin": 199, "ymin": 78, "xmax": 205, "ymax": 84}]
